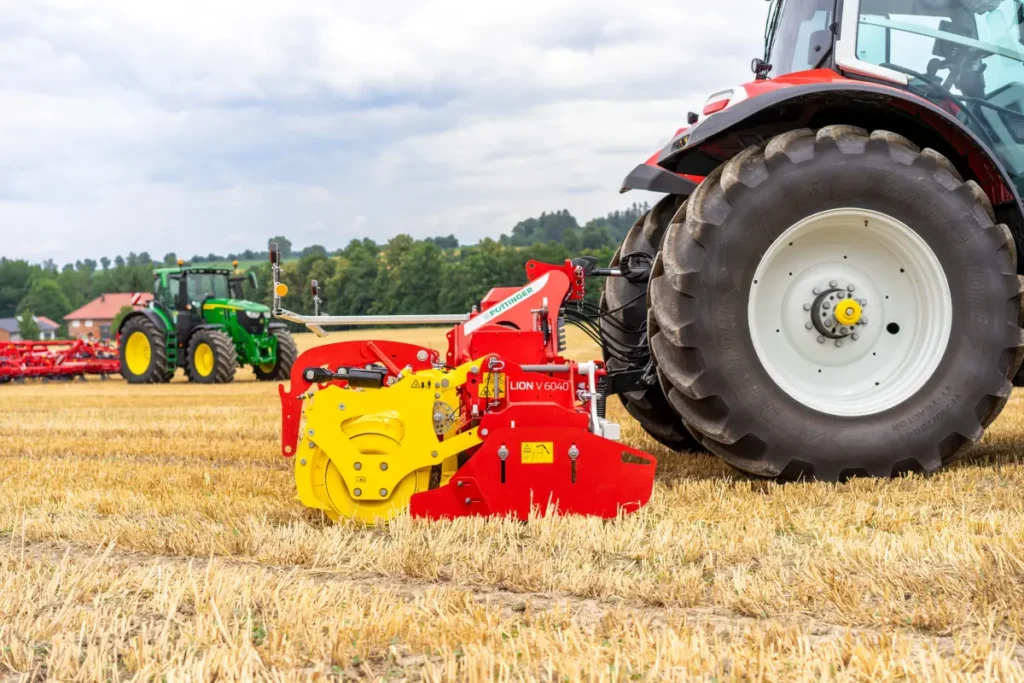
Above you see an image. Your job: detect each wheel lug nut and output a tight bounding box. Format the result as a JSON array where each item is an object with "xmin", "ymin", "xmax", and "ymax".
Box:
[
  {"xmin": 813, "ymin": 287, "xmax": 822, "ymax": 295},
  {"xmin": 835, "ymin": 340, "xmax": 843, "ymax": 348},
  {"xmin": 852, "ymin": 333, "xmax": 860, "ymax": 341},
  {"xmin": 847, "ymin": 285, "xmax": 856, "ymax": 292},
  {"xmin": 830, "ymin": 280, "xmax": 838, "ymax": 287},
  {"xmin": 823, "ymin": 302, "xmax": 831, "ymax": 309},
  {"xmin": 817, "ymin": 336, "xmax": 826, "ymax": 344},
  {"xmin": 862, "ymin": 317, "xmax": 869, "ymax": 324},
  {"xmin": 803, "ymin": 303, "xmax": 812, "ymax": 311},
  {"xmin": 805, "ymin": 322, "xmax": 813, "ymax": 330}
]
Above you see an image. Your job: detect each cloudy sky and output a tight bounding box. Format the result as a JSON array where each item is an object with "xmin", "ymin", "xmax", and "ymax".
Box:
[{"xmin": 1, "ymin": 0, "xmax": 767, "ymax": 264}]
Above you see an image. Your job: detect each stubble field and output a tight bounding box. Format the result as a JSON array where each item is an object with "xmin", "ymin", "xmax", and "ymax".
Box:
[{"xmin": 1, "ymin": 328, "xmax": 1024, "ymax": 681}]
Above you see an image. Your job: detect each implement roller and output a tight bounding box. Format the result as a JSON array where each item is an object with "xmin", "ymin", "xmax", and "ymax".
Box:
[{"xmin": 271, "ymin": 244, "xmax": 659, "ymax": 523}]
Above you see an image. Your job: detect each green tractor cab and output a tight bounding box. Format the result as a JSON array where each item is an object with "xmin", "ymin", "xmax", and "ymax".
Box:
[{"xmin": 118, "ymin": 262, "xmax": 297, "ymax": 384}]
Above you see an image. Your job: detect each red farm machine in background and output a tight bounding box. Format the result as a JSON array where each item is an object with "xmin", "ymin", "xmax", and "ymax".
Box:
[{"xmin": 0, "ymin": 338, "xmax": 121, "ymax": 383}]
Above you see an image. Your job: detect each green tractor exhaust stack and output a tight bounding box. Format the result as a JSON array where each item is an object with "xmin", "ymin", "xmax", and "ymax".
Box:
[{"xmin": 117, "ymin": 261, "xmax": 297, "ymax": 384}]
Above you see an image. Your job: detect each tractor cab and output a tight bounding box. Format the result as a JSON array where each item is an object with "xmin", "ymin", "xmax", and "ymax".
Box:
[{"xmin": 762, "ymin": 0, "xmax": 1024, "ymax": 192}]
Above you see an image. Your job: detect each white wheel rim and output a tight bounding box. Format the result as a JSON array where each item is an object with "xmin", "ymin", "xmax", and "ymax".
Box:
[{"xmin": 748, "ymin": 208, "xmax": 952, "ymax": 417}]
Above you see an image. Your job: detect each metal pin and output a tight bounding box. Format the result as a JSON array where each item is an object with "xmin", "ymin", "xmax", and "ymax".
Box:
[
  {"xmin": 470, "ymin": 365, "xmax": 480, "ymax": 374},
  {"xmin": 568, "ymin": 445, "xmax": 580, "ymax": 458},
  {"xmin": 481, "ymin": 428, "xmax": 489, "ymax": 436},
  {"xmin": 416, "ymin": 350, "xmax": 429, "ymax": 362},
  {"xmin": 498, "ymin": 445, "xmax": 509, "ymax": 459}
]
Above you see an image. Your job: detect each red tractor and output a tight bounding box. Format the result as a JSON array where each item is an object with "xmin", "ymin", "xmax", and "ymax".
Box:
[{"xmin": 602, "ymin": 0, "xmax": 1024, "ymax": 480}]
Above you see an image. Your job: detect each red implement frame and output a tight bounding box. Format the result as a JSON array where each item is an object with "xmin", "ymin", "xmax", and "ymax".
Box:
[{"xmin": 0, "ymin": 339, "xmax": 120, "ymax": 382}]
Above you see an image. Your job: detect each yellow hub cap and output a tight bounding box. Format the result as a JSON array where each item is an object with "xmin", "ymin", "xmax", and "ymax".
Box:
[
  {"xmin": 834, "ymin": 299, "xmax": 863, "ymax": 326},
  {"xmin": 124, "ymin": 331, "xmax": 152, "ymax": 375},
  {"xmin": 193, "ymin": 342, "xmax": 215, "ymax": 377}
]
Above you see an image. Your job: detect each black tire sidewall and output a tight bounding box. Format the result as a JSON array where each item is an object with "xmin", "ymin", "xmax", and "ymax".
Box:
[{"xmin": 695, "ymin": 143, "xmax": 1014, "ymax": 470}]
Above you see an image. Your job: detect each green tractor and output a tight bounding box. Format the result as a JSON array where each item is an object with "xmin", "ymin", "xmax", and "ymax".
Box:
[{"xmin": 117, "ymin": 262, "xmax": 297, "ymax": 384}]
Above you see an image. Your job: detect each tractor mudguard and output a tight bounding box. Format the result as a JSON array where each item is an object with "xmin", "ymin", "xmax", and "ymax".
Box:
[
  {"xmin": 116, "ymin": 309, "xmax": 168, "ymax": 339},
  {"xmin": 619, "ymin": 157, "xmax": 699, "ymax": 196},
  {"xmin": 658, "ymin": 80, "xmax": 1024, "ymax": 216}
]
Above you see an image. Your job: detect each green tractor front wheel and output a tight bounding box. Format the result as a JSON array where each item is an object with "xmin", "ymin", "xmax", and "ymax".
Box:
[
  {"xmin": 186, "ymin": 329, "xmax": 237, "ymax": 384},
  {"xmin": 254, "ymin": 328, "xmax": 298, "ymax": 381},
  {"xmin": 119, "ymin": 316, "xmax": 171, "ymax": 384}
]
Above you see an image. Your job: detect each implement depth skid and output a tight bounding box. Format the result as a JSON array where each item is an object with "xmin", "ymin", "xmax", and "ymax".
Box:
[{"xmin": 273, "ymin": 249, "xmax": 658, "ymax": 523}]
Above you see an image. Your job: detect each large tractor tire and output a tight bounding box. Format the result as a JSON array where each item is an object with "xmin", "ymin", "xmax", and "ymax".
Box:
[
  {"xmin": 649, "ymin": 126, "xmax": 1024, "ymax": 480},
  {"xmin": 119, "ymin": 316, "xmax": 171, "ymax": 384},
  {"xmin": 254, "ymin": 328, "xmax": 298, "ymax": 381},
  {"xmin": 600, "ymin": 194, "xmax": 703, "ymax": 452},
  {"xmin": 186, "ymin": 328, "xmax": 237, "ymax": 384}
]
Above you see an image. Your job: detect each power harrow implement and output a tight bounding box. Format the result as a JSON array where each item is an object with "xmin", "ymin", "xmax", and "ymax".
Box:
[
  {"xmin": 0, "ymin": 338, "xmax": 121, "ymax": 383},
  {"xmin": 271, "ymin": 245, "xmax": 659, "ymax": 523}
]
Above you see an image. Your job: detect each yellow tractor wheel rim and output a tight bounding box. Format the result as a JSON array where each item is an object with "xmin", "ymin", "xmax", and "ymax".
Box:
[
  {"xmin": 193, "ymin": 342, "xmax": 215, "ymax": 377},
  {"xmin": 259, "ymin": 361, "xmax": 276, "ymax": 373},
  {"xmin": 124, "ymin": 331, "xmax": 152, "ymax": 375}
]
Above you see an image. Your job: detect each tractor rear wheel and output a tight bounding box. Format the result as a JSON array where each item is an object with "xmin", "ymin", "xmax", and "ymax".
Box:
[
  {"xmin": 119, "ymin": 316, "xmax": 170, "ymax": 384},
  {"xmin": 186, "ymin": 329, "xmax": 236, "ymax": 384},
  {"xmin": 254, "ymin": 328, "xmax": 298, "ymax": 381},
  {"xmin": 600, "ymin": 194, "xmax": 703, "ymax": 452},
  {"xmin": 649, "ymin": 126, "xmax": 1024, "ymax": 480}
]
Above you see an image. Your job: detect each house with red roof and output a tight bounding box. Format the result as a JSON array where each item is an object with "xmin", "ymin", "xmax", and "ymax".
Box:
[{"xmin": 64, "ymin": 292, "xmax": 153, "ymax": 339}]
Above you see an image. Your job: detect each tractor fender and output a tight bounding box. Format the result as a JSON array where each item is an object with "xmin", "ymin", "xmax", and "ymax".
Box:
[
  {"xmin": 620, "ymin": 156, "xmax": 699, "ymax": 197},
  {"xmin": 116, "ymin": 309, "xmax": 168, "ymax": 340},
  {"xmin": 657, "ymin": 80, "xmax": 1024, "ymax": 244}
]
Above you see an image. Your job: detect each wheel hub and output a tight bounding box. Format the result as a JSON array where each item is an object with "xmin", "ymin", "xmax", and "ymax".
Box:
[{"xmin": 806, "ymin": 283, "xmax": 867, "ymax": 343}]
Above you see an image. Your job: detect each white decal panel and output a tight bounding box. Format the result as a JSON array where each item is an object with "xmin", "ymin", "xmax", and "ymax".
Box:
[{"xmin": 462, "ymin": 273, "xmax": 550, "ymax": 335}]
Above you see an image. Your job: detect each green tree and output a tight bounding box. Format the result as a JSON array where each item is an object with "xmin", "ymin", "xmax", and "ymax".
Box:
[
  {"xmin": 163, "ymin": 252, "xmax": 178, "ymax": 266},
  {"xmin": 17, "ymin": 278, "xmax": 72, "ymax": 322},
  {"xmin": 17, "ymin": 310, "xmax": 41, "ymax": 341},
  {"xmin": 270, "ymin": 236, "xmax": 293, "ymax": 258}
]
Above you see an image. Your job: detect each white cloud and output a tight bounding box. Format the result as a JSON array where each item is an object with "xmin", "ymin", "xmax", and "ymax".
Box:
[{"xmin": 0, "ymin": 0, "xmax": 767, "ymax": 263}]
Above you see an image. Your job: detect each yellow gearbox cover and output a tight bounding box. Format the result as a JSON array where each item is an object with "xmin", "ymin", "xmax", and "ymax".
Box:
[{"xmin": 293, "ymin": 359, "xmax": 487, "ymax": 523}]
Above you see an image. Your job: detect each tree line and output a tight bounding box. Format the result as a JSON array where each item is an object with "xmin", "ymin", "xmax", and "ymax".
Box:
[{"xmin": 0, "ymin": 202, "xmax": 649, "ymax": 337}]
